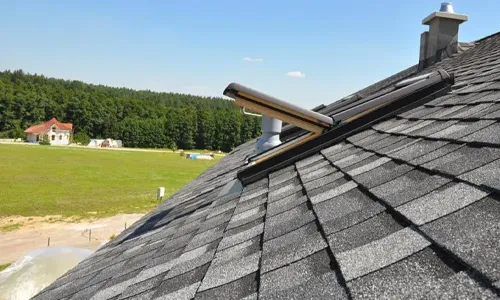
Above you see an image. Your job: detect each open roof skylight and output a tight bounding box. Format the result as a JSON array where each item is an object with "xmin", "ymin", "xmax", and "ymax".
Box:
[
  {"xmin": 224, "ymin": 83, "xmax": 335, "ymax": 164},
  {"xmin": 224, "ymin": 83, "xmax": 334, "ymax": 134},
  {"xmin": 224, "ymin": 69, "xmax": 454, "ymax": 185}
]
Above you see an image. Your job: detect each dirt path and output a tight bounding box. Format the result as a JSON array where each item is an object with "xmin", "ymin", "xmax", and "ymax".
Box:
[{"xmin": 0, "ymin": 214, "xmax": 144, "ymax": 264}]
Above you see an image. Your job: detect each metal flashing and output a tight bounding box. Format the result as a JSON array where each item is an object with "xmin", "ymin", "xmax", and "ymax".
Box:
[{"xmin": 248, "ymin": 132, "xmax": 316, "ymax": 164}]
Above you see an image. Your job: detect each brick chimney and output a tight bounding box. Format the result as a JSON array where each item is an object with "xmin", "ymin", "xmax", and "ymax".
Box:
[{"xmin": 419, "ymin": 2, "xmax": 468, "ymax": 69}]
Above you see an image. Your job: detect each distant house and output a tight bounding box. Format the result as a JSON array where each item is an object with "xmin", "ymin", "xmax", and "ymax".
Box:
[{"xmin": 24, "ymin": 118, "xmax": 73, "ymax": 145}]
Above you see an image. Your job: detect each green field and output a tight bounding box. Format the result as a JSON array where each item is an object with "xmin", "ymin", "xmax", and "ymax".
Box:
[
  {"xmin": 0, "ymin": 144, "xmax": 220, "ymax": 218},
  {"xmin": 0, "ymin": 263, "xmax": 10, "ymax": 272}
]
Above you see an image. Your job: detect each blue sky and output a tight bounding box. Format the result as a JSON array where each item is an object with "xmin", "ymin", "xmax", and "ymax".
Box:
[{"xmin": 1, "ymin": 1, "xmax": 499, "ymax": 108}]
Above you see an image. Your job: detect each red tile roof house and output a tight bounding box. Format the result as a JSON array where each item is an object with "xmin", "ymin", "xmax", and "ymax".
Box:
[{"xmin": 24, "ymin": 118, "xmax": 73, "ymax": 145}]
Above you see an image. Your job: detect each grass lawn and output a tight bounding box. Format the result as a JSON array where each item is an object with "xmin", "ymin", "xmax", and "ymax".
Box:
[
  {"xmin": 0, "ymin": 144, "xmax": 220, "ymax": 218},
  {"xmin": 0, "ymin": 263, "xmax": 10, "ymax": 272},
  {"xmin": 0, "ymin": 223, "xmax": 22, "ymax": 232}
]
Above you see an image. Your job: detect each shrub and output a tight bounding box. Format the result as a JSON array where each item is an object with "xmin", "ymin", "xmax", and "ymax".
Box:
[
  {"xmin": 39, "ymin": 135, "xmax": 51, "ymax": 146},
  {"xmin": 72, "ymin": 132, "xmax": 91, "ymax": 145},
  {"xmin": 9, "ymin": 127, "xmax": 25, "ymax": 139}
]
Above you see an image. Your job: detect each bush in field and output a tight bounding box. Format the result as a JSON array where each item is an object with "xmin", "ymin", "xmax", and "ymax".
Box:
[
  {"xmin": 10, "ymin": 127, "xmax": 25, "ymax": 139},
  {"xmin": 72, "ymin": 132, "xmax": 90, "ymax": 145},
  {"xmin": 39, "ymin": 135, "xmax": 51, "ymax": 146}
]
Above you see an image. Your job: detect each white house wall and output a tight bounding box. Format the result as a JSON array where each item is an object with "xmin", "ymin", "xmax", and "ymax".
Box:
[
  {"xmin": 27, "ymin": 134, "xmax": 38, "ymax": 143},
  {"xmin": 49, "ymin": 130, "xmax": 71, "ymax": 145}
]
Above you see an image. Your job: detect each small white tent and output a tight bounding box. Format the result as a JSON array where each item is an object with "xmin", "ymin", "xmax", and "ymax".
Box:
[{"xmin": 87, "ymin": 139, "xmax": 104, "ymax": 147}]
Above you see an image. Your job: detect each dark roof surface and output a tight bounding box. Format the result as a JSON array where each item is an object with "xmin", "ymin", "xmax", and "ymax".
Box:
[{"xmin": 33, "ymin": 32, "xmax": 500, "ymax": 300}]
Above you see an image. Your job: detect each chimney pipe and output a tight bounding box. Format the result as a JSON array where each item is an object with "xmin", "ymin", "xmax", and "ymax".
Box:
[
  {"xmin": 419, "ymin": 2, "xmax": 468, "ymax": 69},
  {"xmin": 239, "ymin": 107, "xmax": 282, "ymax": 154},
  {"xmin": 255, "ymin": 115, "xmax": 282, "ymax": 153}
]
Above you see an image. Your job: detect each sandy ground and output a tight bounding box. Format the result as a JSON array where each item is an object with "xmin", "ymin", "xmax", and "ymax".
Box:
[{"xmin": 0, "ymin": 214, "xmax": 144, "ymax": 264}]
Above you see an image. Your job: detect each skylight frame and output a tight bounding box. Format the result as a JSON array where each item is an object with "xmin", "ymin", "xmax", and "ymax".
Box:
[
  {"xmin": 247, "ymin": 131, "xmax": 316, "ymax": 164},
  {"xmin": 234, "ymin": 69, "xmax": 454, "ymax": 185},
  {"xmin": 224, "ymin": 83, "xmax": 334, "ymax": 134}
]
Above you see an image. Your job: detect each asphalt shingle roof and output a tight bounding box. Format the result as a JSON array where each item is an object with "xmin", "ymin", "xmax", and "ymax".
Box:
[{"xmin": 33, "ymin": 31, "xmax": 500, "ymax": 299}]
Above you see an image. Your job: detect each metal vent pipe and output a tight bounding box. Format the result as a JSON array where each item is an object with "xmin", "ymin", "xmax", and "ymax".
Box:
[{"xmin": 256, "ymin": 115, "xmax": 282, "ymax": 153}]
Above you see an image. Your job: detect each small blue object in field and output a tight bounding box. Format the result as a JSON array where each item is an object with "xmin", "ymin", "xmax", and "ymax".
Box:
[{"xmin": 185, "ymin": 153, "xmax": 214, "ymax": 160}]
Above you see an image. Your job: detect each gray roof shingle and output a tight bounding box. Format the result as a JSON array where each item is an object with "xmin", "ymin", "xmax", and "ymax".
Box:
[
  {"xmin": 336, "ymin": 227, "xmax": 431, "ymax": 281},
  {"xmin": 421, "ymin": 197, "xmax": 500, "ymax": 282},
  {"xmin": 396, "ymin": 182, "xmax": 488, "ymax": 225},
  {"xmin": 347, "ymin": 248, "xmax": 458, "ymax": 300},
  {"xmin": 259, "ymin": 250, "xmax": 348, "ymax": 300},
  {"xmin": 261, "ymin": 222, "xmax": 327, "ymax": 274}
]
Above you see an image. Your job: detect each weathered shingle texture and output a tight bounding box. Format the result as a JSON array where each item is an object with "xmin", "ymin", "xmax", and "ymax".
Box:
[{"xmin": 32, "ymin": 32, "xmax": 500, "ymax": 299}]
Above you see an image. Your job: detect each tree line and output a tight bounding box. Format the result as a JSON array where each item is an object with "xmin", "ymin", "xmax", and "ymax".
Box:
[{"xmin": 0, "ymin": 70, "xmax": 261, "ymax": 151}]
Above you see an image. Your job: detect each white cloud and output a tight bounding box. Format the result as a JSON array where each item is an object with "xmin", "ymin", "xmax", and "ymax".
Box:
[
  {"xmin": 243, "ymin": 57, "xmax": 263, "ymax": 62},
  {"xmin": 286, "ymin": 71, "xmax": 306, "ymax": 78}
]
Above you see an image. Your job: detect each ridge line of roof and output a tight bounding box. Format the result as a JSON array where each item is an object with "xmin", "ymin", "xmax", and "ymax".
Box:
[
  {"xmin": 472, "ymin": 31, "xmax": 500, "ymax": 44},
  {"xmin": 344, "ymin": 31, "xmax": 500, "ymax": 105}
]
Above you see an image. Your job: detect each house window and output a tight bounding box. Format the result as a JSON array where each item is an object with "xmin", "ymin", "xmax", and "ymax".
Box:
[
  {"xmin": 59, "ymin": 135, "xmax": 62, "ymax": 140},
  {"xmin": 51, "ymin": 135, "xmax": 55, "ymax": 141},
  {"xmin": 52, "ymin": 127, "xmax": 56, "ymax": 133}
]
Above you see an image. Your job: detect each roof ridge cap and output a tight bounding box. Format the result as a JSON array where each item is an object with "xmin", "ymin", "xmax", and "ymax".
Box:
[{"xmin": 471, "ymin": 30, "xmax": 500, "ymax": 44}]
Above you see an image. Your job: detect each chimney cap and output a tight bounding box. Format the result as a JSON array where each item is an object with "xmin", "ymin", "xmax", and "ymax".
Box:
[
  {"xmin": 440, "ymin": 2, "xmax": 454, "ymax": 13},
  {"xmin": 422, "ymin": 10, "xmax": 468, "ymax": 25}
]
